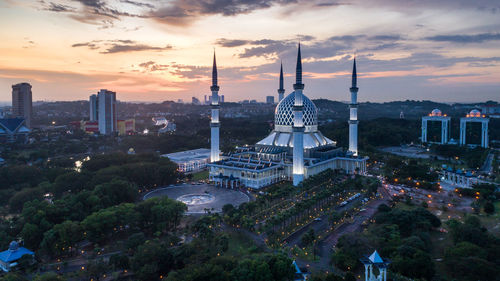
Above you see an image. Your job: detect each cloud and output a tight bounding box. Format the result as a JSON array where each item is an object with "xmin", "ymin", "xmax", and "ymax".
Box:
[
  {"xmin": 40, "ymin": 0, "xmax": 147, "ymax": 27},
  {"xmin": 425, "ymin": 33, "xmax": 500, "ymax": 43},
  {"xmin": 148, "ymin": 0, "xmax": 300, "ymax": 26},
  {"xmin": 215, "ymin": 34, "xmax": 405, "ymax": 60},
  {"xmin": 42, "ymin": 1, "xmax": 77, "ymax": 12},
  {"xmin": 119, "ymin": 0, "xmax": 154, "ymax": 9},
  {"xmin": 71, "ymin": 40, "xmax": 172, "ymax": 54},
  {"xmin": 369, "ymin": 35, "xmax": 401, "ymax": 41},
  {"xmin": 315, "ymin": 2, "xmax": 344, "ymax": 7},
  {"xmin": 102, "ymin": 44, "xmax": 171, "ymax": 53},
  {"xmin": 215, "ymin": 38, "xmax": 250, "ymax": 48}
]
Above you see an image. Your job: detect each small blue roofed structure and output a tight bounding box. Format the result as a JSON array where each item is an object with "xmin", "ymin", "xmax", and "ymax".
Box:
[
  {"xmin": 0, "ymin": 241, "xmax": 34, "ymax": 272},
  {"xmin": 360, "ymin": 250, "xmax": 390, "ymax": 281},
  {"xmin": 292, "ymin": 260, "xmax": 309, "ymax": 281}
]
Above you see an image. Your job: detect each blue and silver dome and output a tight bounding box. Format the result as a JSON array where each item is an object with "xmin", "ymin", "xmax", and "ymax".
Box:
[{"xmin": 274, "ymin": 92, "xmax": 317, "ymax": 132}]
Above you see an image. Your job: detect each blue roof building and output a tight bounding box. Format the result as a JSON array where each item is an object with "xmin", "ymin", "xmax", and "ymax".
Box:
[
  {"xmin": 0, "ymin": 241, "xmax": 34, "ymax": 272},
  {"xmin": 360, "ymin": 250, "xmax": 391, "ymax": 281},
  {"xmin": 0, "ymin": 118, "xmax": 30, "ymax": 143}
]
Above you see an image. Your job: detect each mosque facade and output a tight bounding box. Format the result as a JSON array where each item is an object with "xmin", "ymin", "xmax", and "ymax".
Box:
[{"xmin": 207, "ymin": 45, "xmax": 368, "ymax": 189}]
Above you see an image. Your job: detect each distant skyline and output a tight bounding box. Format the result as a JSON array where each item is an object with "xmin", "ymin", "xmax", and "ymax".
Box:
[{"xmin": 1, "ymin": 0, "xmax": 499, "ymax": 103}]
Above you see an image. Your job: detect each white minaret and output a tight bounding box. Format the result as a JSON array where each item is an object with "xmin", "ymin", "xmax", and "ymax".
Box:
[
  {"xmin": 293, "ymin": 44, "xmax": 305, "ymax": 186},
  {"xmin": 210, "ymin": 52, "xmax": 220, "ymax": 162},
  {"xmin": 348, "ymin": 58, "xmax": 359, "ymax": 156},
  {"xmin": 278, "ymin": 62, "xmax": 285, "ymax": 102}
]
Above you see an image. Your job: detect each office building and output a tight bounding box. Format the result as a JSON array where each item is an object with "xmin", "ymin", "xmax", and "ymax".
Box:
[
  {"xmin": 97, "ymin": 89, "xmax": 117, "ymax": 135},
  {"xmin": 266, "ymin": 96, "xmax": 275, "ymax": 104},
  {"xmin": 89, "ymin": 94, "xmax": 98, "ymax": 121},
  {"xmin": 11, "ymin": 83, "xmax": 32, "ymax": 128}
]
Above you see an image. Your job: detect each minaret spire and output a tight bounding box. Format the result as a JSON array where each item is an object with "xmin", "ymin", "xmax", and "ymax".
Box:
[
  {"xmin": 278, "ymin": 61, "xmax": 285, "ymax": 101},
  {"xmin": 349, "ymin": 57, "xmax": 359, "ymax": 157},
  {"xmin": 292, "ymin": 44, "xmax": 305, "ymax": 186},
  {"xmin": 210, "ymin": 51, "xmax": 220, "ymax": 163},
  {"xmin": 294, "ymin": 43, "xmax": 304, "ymax": 89},
  {"xmin": 212, "ymin": 51, "xmax": 218, "ymax": 87},
  {"xmin": 351, "ymin": 57, "xmax": 357, "ymax": 88}
]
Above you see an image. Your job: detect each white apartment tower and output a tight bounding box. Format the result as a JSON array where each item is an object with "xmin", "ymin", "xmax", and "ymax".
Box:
[{"xmin": 97, "ymin": 89, "xmax": 117, "ymax": 135}]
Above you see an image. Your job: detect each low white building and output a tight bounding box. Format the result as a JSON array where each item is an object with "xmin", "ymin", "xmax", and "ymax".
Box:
[
  {"xmin": 440, "ymin": 167, "xmax": 482, "ymax": 189},
  {"xmin": 162, "ymin": 148, "xmax": 211, "ymax": 173}
]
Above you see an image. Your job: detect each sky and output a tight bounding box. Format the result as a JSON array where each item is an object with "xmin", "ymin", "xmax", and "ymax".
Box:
[{"xmin": 0, "ymin": 0, "xmax": 499, "ymax": 103}]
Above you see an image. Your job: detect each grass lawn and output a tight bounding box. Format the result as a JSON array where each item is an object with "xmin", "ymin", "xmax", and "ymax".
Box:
[{"xmin": 191, "ymin": 170, "xmax": 209, "ymax": 181}]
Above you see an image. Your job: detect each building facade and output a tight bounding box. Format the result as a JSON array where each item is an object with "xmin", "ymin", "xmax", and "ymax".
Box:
[
  {"xmin": 421, "ymin": 109, "xmax": 451, "ymax": 144},
  {"xmin": 117, "ymin": 119, "xmax": 135, "ymax": 136},
  {"xmin": 11, "ymin": 83, "xmax": 33, "ymax": 128},
  {"xmin": 0, "ymin": 118, "xmax": 30, "ymax": 143},
  {"xmin": 162, "ymin": 148, "xmax": 211, "ymax": 173},
  {"xmin": 0, "ymin": 241, "xmax": 34, "ymax": 272},
  {"xmin": 97, "ymin": 89, "xmax": 117, "ymax": 135},
  {"xmin": 207, "ymin": 46, "xmax": 367, "ymax": 189},
  {"xmin": 89, "ymin": 94, "xmax": 98, "ymax": 121}
]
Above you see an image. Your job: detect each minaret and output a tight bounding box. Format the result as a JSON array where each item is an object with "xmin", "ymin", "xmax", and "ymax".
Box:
[
  {"xmin": 210, "ymin": 52, "xmax": 220, "ymax": 162},
  {"xmin": 348, "ymin": 58, "xmax": 359, "ymax": 156},
  {"xmin": 278, "ymin": 62, "xmax": 285, "ymax": 102},
  {"xmin": 292, "ymin": 44, "xmax": 305, "ymax": 186}
]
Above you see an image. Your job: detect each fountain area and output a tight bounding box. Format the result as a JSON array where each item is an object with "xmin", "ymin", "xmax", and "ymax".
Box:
[{"xmin": 143, "ymin": 184, "xmax": 250, "ymax": 214}]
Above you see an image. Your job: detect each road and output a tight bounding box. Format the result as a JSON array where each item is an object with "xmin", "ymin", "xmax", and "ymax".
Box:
[
  {"xmin": 294, "ymin": 186, "xmax": 391, "ymax": 271},
  {"xmin": 480, "ymin": 152, "xmax": 494, "ymax": 174},
  {"xmin": 283, "ymin": 195, "xmax": 365, "ymax": 246}
]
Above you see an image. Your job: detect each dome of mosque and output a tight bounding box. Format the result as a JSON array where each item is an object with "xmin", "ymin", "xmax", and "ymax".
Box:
[
  {"xmin": 275, "ymin": 92, "xmax": 317, "ymax": 131},
  {"xmin": 430, "ymin": 109, "xmax": 442, "ymax": 116},
  {"xmin": 469, "ymin": 109, "xmax": 481, "ymax": 117}
]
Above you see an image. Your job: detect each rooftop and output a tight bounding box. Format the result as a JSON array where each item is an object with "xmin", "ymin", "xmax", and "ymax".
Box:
[{"xmin": 162, "ymin": 148, "xmax": 211, "ymax": 162}]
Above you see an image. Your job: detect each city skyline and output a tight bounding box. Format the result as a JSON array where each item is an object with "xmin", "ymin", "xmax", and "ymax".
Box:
[{"xmin": 1, "ymin": 0, "xmax": 499, "ymax": 103}]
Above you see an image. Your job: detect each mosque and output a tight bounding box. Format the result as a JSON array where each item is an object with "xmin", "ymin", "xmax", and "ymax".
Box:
[{"xmin": 207, "ymin": 45, "xmax": 368, "ymax": 189}]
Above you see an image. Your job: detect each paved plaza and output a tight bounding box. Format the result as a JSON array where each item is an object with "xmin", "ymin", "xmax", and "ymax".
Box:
[{"xmin": 143, "ymin": 184, "xmax": 250, "ymax": 214}]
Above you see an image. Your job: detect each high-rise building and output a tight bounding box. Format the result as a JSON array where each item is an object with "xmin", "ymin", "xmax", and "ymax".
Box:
[
  {"xmin": 89, "ymin": 94, "xmax": 98, "ymax": 121},
  {"xmin": 97, "ymin": 89, "xmax": 117, "ymax": 135},
  {"xmin": 266, "ymin": 96, "xmax": 275, "ymax": 104},
  {"xmin": 192, "ymin": 97, "xmax": 201, "ymax": 105},
  {"xmin": 11, "ymin": 83, "xmax": 33, "ymax": 128}
]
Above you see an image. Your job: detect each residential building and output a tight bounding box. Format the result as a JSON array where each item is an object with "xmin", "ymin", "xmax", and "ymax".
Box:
[
  {"xmin": 11, "ymin": 83, "xmax": 32, "ymax": 128},
  {"xmin": 97, "ymin": 89, "xmax": 117, "ymax": 135}
]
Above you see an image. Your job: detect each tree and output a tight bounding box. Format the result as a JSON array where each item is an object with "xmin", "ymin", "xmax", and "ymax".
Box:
[
  {"xmin": 344, "ymin": 272, "xmax": 356, "ymax": 281},
  {"xmin": 109, "ymin": 254, "xmax": 130, "ymax": 270},
  {"xmin": 86, "ymin": 259, "xmax": 109, "ymax": 281},
  {"xmin": 1, "ymin": 273, "xmax": 28, "ymax": 281},
  {"xmin": 301, "ymin": 229, "xmax": 316, "ymax": 247},
  {"xmin": 33, "ymin": 272, "xmax": 66, "ymax": 281},
  {"xmin": 484, "ymin": 201, "xmax": 495, "ymax": 214},
  {"xmin": 126, "ymin": 232, "xmax": 146, "ymax": 251},
  {"xmin": 21, "ymin": 223, "xmax": 43, "ymax": 249}
]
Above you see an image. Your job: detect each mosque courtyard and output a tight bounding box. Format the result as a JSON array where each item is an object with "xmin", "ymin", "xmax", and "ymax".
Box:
[{"xmin": 143, "ymin": 184, "xmax": 250, "ymax": 214}]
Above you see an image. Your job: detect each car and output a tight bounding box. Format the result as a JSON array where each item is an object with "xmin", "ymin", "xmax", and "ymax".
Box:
[{"xmin": 314, "ymin": 218, "xmax": 322, "ymax": 221}]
